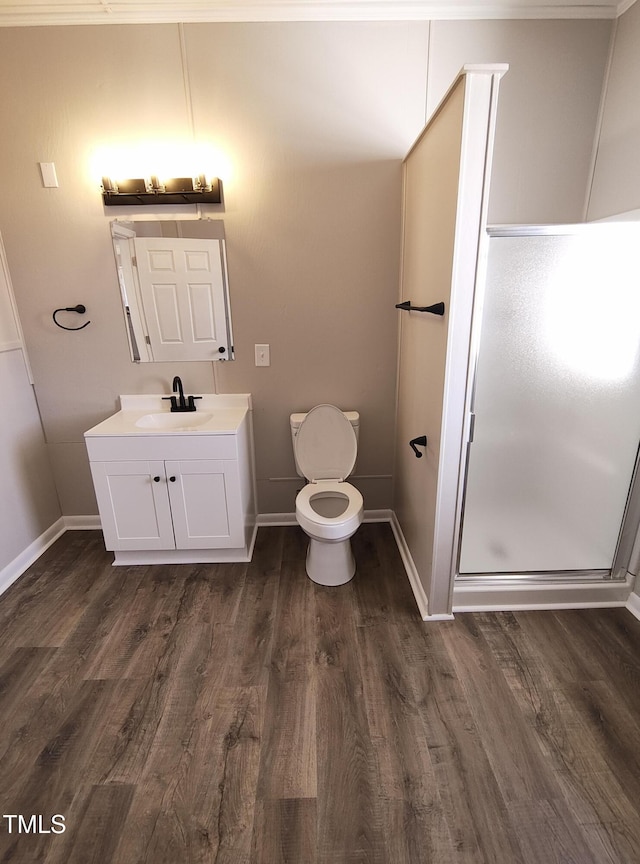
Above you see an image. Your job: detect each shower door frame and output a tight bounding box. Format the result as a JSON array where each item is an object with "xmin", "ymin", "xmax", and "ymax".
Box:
[{"xmin": 452, "ymin": 223, "xmax": 640, "ymax": 591}]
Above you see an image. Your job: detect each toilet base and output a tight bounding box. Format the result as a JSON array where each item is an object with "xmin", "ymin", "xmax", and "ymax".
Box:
[{"xmin": 305, "ymin": 536, "xmax": 355, "ymax": 586}]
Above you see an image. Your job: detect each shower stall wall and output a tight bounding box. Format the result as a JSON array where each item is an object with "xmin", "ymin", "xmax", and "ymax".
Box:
[
  {"xmin": 458, "ymin": 224, "xmax": 640, "ymax": 582},
  {"xmin": 393, "ymin": 64, "xmax": 507, "ymax": 619}
]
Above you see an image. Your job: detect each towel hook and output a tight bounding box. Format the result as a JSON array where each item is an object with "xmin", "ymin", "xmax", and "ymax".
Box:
[
  {"xmin": 395, "ymin": 300, "xmax": 445, "ymax": 316},
  {"xmin": 409, "ymin": 435, "xmax": 428, "ymax": 458},
  {"xmin": 52, "ymin": 304, "xmax": 91, "ymax": 331}
]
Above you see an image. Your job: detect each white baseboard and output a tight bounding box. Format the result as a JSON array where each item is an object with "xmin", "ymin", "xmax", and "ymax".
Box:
[
  {"xmin": 389, "ymin": 512, "xmax": 454, "ymax": 621},
  {"xmin": 256, "ymin": 512, "xmax": 296, "ymax": 526},
  {"xmin": 363, "ymin": 509, "xmax": 393, "ymax": 523},
  {"xmin": 0, "ymin": 517, "xmax": 66, "ymax": 599},
  {"xmin": 626, "ymin": 590, "xmax": 640, "ymax": 622}
]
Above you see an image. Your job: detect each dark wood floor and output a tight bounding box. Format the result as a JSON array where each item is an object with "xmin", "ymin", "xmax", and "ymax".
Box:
[{"xmin": 1, "ymin": 524, "xmax": 640, "ymax": 863}]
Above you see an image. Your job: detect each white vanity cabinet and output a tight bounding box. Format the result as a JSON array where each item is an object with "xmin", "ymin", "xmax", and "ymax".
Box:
[
  {"xmin": 89, "ymin": 456, "xmax": 244, "ymax": 552},
  {"xmin": 85, "ymin": 394, "xmax": 256, "ymax": 564}
]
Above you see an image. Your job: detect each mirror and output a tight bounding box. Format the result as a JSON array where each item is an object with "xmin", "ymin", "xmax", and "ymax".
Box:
[{"xmin": 111, "ymin": 219, "xmax": 234, "ymax": 363}]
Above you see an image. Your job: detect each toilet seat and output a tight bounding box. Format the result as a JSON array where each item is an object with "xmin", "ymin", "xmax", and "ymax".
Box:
[
  {"xmin": 296, "ymin": 481, "xmax": 363, "ymax": 542},
  {"xmin": 294, "ymin": 404, "xmax": 357, "ymax": 482}
]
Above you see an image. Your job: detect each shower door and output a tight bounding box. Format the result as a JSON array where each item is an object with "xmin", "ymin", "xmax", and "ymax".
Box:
[{"xmin": 458, "ymin": 224, "xmax": 640, "ymax": 578}]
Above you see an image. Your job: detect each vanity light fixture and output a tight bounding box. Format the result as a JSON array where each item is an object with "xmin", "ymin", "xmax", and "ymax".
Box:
[{"xmin": 101, "ymin": 175, "xmax": 222, "ymax": 206}]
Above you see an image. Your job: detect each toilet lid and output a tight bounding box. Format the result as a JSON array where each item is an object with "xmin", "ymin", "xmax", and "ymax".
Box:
[{"xmin": 295, "ymin": 404, "xmax": 357, "ymax": 482}]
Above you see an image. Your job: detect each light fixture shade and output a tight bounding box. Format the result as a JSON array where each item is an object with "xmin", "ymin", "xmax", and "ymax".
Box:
[
  {"xmin": 114, "ymin": 178, "xmax": 147, "ymax": 194},
  {"xmin": 162, "ymin": 177, "xmax": 194, "ymax": 193}
]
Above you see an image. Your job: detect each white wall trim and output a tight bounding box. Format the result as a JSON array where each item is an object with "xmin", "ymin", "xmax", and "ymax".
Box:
[
  {"xmin": 0, "ymin": 2, "xmax": 622, "ymax": 28},
  {"xmin": 390, "ymin": 512, "xmax": 454, "ymax": 620},
  {"xmin": 257, "ymin": 512, "xmax": 297, "ymax": 526},
  {"xmin": 617, "ymin": 0, "xmax": 638, "ymax": 17},
  {"xmin": 583, "ymin": 13, "xmax": 618, "ymax": 220},
  {"xmin": 0, "ymin": 517, "xmax": 66, "ymax": 599},
  {"xmin": 593, "ymin": 207, "xmax": 640, "ymax": 222},
  {"xmin": 0, "ymin": 341, "xmax": 22, "ymax": 353},
  {"xmin": 0, "ymin": 233, "xmax": 34, "ymax": 383},
  {"xmin": 363, "ymin": 508, "xmax": 393, "ymax": 523},
  {"xmin": 626, "ymin": 590, "xmax": 640, "ymax": 621}
]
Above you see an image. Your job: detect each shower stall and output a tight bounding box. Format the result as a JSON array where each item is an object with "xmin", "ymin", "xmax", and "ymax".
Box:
[
  {"xmin": 457, "ymin": 223, "xmax": 640, "ymax": 586},
  {"xmin": 393, "ymin": 65, "xmax": 639, "ymax": 618}
]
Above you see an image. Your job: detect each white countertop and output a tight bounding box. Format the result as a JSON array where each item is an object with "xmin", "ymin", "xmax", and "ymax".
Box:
[{"xmin": 84, "ymin": 393, "xmax": 252, "ymax": 437}]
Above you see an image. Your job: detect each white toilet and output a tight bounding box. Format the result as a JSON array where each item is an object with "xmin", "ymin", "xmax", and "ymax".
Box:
[{"xmin": 290, "ymin": 404, "xmax": 364, "ymax": 586}]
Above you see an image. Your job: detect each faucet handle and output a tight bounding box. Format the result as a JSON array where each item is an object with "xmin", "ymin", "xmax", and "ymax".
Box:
[{"xmin": 162, "ymin": 395, "xmax": 179, "ymax": 410}]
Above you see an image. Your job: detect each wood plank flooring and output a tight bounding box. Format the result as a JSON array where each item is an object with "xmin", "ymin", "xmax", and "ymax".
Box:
[{"xmin": 1, "ymin": 523, "xmax": 640, "ymax": 862}]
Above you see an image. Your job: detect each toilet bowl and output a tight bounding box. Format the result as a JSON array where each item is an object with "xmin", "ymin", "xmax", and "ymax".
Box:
[{"xmin": 290, "ymin": 404, "xmax": 364, "ymax": 586}]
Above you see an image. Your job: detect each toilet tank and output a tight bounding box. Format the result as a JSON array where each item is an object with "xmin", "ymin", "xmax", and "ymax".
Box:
[{"xmin": 290, "ymin": 409, "xmax": 360, "ymax": 478}]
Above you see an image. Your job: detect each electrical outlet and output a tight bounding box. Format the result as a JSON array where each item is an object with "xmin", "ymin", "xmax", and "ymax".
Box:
[{"xmin": 255, "ymin": 344, "xmax": 270, "ymax": 366}]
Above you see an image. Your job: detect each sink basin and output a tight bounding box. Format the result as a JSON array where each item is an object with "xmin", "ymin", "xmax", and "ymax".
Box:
[{"xmin": 135, "ymin": 412, "xmax": 213, "ymax": 430}]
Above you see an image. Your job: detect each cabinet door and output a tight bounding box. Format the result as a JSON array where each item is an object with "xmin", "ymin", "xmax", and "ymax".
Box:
[
  {"xmin": 90, "ymin": 460, "xmax": 175, "ymax": 550},
  {"xmin": 166, "ymin": 460, "xmax": 244, "ymax": 549}
]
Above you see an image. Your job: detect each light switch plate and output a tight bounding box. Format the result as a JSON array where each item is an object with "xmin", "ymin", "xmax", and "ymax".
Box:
[
  {"xmin": 255, "ymin": 344, "xmax": 270, "ymax": 366},
  {"xmin": 39, "ymin": 162, "xmax": 59, "ymax": 188}
]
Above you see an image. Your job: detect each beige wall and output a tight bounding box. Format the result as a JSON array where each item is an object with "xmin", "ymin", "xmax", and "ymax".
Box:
[
  {"xmin": 0, "ymin": 236, "xmax": 61, "ymax": 577},
  {"xmin": 0, "ymin": 349, "xmax": 61, "ymax": 574},
  {"xmin": 0, "ymin": 19, "xmax": 611, "ymax": 517},
  {"xmin": 428, "ymin": 19, "xmax": 612, "ymax": 224},
  {"xmin": 184, "ymin": 23, "xmax": 431, "ymax": 513},
  {"xmin": 588, "ymin": 0, "xmax": 640, "ymax": 219}
]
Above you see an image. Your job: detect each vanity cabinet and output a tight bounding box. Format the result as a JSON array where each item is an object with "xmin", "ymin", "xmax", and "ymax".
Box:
[
  {"xmin": 85, "ymin": 394, "xmax": 256, "ymax": 564},
  {"xmin": 89, "ymin": 458, "xmax": 244, "ymax": 551}
]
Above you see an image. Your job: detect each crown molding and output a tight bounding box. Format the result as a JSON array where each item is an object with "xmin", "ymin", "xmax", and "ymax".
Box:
[
  {"xmin": 617, "ymin": 0, "xmax": 638, "ymax": 14},
  {"xmin": 0, "ymin": 0, "xmax": 629, "ymax": 28}
]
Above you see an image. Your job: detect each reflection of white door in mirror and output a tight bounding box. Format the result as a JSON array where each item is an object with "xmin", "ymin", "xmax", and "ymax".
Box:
[{"xmin": 110, "ymin": 220, "xmax": 234, "ymax": 363}]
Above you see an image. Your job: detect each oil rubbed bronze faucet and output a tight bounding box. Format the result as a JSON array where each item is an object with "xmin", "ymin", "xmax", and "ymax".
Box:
[{"xmin": 162, "ymin": 376, "xmax": 202, "ymax": 412}]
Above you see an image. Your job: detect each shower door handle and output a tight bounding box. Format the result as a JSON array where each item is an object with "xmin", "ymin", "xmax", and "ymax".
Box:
[{"xmin": 409, "ymin": 435, "xmax": 427, "ymax": 458}]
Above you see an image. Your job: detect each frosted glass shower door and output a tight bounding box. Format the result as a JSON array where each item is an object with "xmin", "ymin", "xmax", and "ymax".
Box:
[{"xmin": 459, "ymin": 225, "xmax": 640, "ymax": 575}]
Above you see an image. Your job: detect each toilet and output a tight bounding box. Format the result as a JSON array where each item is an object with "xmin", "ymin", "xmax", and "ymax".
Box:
[{"xmin": 290, "ymin": 404, "xmax": 364, "ymax": 586}]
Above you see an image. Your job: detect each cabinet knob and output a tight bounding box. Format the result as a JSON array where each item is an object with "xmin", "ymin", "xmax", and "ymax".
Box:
[
  {"xmin": 169, "ymin": 476, "xmax": 176, "ymax": 482},
  {"xmin": 153, "ymin": 476, "xmax": 161, "ymax": 482}
]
